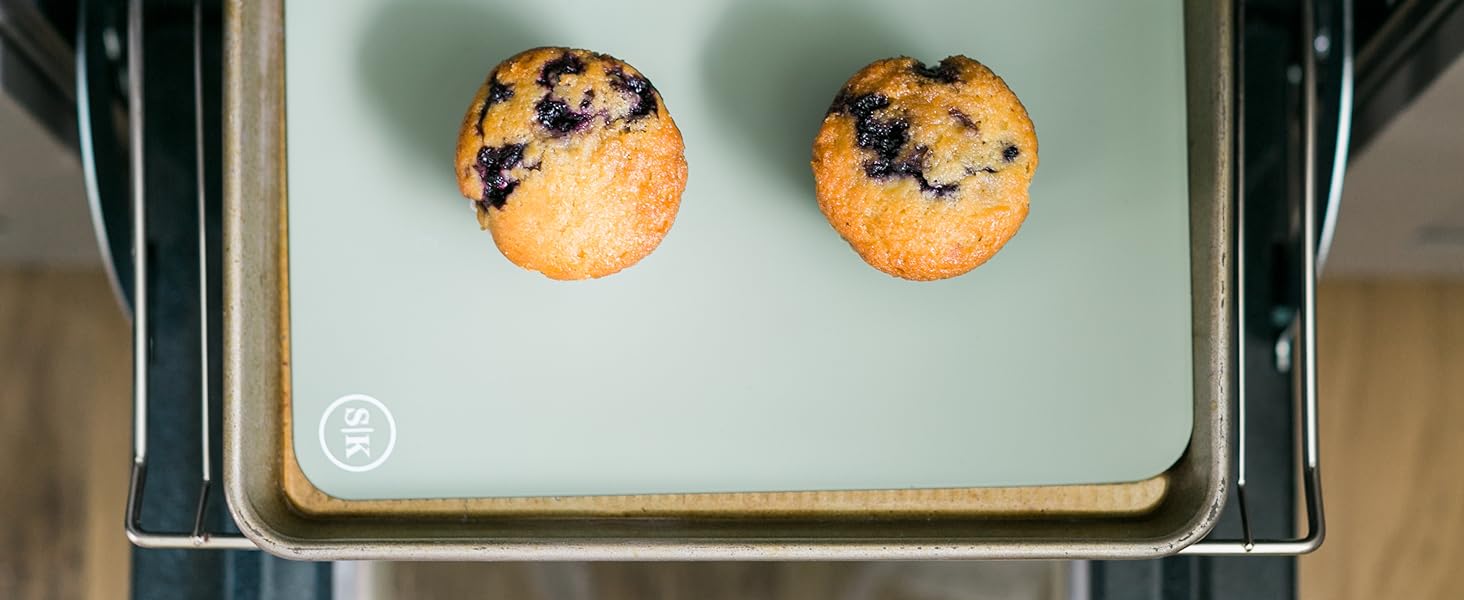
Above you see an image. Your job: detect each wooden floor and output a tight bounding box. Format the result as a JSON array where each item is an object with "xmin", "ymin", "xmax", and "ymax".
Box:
[
  {"xmin": 1299, "ymin": 280, "xmax": 1464, "ymax": 600},
  {"xmin": 0, "ymin": 268, "xmax": 131, "ymax": 600},
  {"xmin": 1, "ymin": 267, "xmax": 1460, "ymax": 598}
]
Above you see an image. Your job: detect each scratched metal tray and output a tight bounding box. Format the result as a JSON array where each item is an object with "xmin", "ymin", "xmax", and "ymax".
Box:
[{"xmin": 222, "ymin": 0, "xmax": 1231, "ymax": 559}]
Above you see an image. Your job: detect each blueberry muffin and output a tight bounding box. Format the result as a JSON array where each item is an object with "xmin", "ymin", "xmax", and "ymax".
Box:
[
  {"xmin": 812, "ymin": 56, "xmax": 1037, "ymax": 281},
  {"xmin": 455, "ymin": 48, "xmax": 687, "ymax": 280}
]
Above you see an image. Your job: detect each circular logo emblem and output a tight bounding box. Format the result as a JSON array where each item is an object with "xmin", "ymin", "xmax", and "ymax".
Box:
[{"xmin": 318, "ymin": 394, "xmax": 397, "ymax": 473}]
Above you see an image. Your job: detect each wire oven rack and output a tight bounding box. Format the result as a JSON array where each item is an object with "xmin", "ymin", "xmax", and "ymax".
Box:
[{"xmin": 111, "ymin": 0, "xmax": 1344, "ymax": 556}]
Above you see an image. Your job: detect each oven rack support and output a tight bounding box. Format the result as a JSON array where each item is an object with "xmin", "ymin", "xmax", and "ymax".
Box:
[
  {"xmin": 116, "ymin": 0, "xmax": 1343, "ymax": 555},
  {"xmin": 1178, "ymin": 0, "xmax": 1346, "ymax": 556},
  {"xmin": 120, "ymin": 0, "xmax": 252, "ymax": 551}
]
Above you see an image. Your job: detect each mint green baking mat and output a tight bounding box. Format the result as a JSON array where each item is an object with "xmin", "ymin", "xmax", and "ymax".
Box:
[{"xmin": 285, "ymin": 0, "xmax": 1194, "ymax": 500}]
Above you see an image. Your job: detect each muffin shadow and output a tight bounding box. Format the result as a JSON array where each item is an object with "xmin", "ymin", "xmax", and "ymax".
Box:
[
  {"xmin": 700, "ymin": 2, "xmax": 910, "ymax": 216},
  {"xmin": 356, "ymin": 2, "xmax": 546, "ymax": 174}
]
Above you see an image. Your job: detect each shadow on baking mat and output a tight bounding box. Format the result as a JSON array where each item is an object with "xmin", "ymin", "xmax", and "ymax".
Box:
[
  {"xmin": 700, "ymin": 1, "xmax": 909, "ymax": 217},
  {"xmin": 355, "ymin": 1, "xmax": 548, "ymax": 174}
]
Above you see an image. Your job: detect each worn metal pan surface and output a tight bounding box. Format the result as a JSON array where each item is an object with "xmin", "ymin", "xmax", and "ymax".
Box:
[{"xmin": 224, "ymin": 0, "xmax": 1231, "ymax": 560}]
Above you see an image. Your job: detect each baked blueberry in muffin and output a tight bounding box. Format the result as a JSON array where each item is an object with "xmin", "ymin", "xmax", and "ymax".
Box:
[
  {"xmin": 812, "ymin": 56, "xmax": 1038, "ymax": 281},
  {"xmin": 455, "ymin": 47, "xmax": 687, "ymax": 280}
]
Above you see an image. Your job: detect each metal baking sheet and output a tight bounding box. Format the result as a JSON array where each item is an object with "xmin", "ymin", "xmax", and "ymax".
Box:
[
  {"xmin": 224, "ymin": 0, "xmax": 1231, "ymax": 559},
  {"xmin": 283, "ymin": 0, "xmax": 1192, "ymax": 501}
]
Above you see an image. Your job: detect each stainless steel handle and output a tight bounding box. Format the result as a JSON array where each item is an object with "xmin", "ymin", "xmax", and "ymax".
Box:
[{"xmin": 77, "ymin": 0, "xmax": 135, "ymax": 314}]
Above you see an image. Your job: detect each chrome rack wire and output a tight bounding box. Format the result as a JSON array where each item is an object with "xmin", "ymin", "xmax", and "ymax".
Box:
[
  {"xmin": 1181, "ymin": 0, "xmax": 1346, "ymax": 556},
  {"xmin": 120, "ymin": 0, "xmax": 1341, "ymax": 553},
  {"xmin": 123, "ymin": 0, "xmax": 251, "ymax": 550}
]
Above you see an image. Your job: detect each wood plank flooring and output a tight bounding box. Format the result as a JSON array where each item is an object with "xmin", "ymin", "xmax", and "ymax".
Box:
[
  {"xmin": 0, "ymin": 268, "xmax": 131, "ymax": 600},
  {"xmin": 1300, "ymin": 280, "xmax": 1464, "ymax": 600}
]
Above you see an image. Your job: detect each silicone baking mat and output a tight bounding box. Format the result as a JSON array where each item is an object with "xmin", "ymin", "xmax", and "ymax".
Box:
[{"xmin": 286, "ymin": 0, "xmax": 1193, "ymax": 500}]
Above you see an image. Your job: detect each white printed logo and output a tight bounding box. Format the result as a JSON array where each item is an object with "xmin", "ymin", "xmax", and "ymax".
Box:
[{"xmin": 318, "ymin": 394, "xmax": 397, "ymax": 473}]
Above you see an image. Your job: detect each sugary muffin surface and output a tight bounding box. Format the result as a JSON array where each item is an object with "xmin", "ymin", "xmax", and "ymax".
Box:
[
  {"xmin": 456, "ymin": 47, "xmax": 687, "ymax": 280},
  {"xmin": 813, "ymin": 56, "xmax": 1037, "ymax": 281}
]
